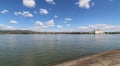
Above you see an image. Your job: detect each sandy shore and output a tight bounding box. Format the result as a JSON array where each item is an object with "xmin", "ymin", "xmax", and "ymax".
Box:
[{"xmin": 54, "ymin": 49, "xmax": 120, "ymax": 66}]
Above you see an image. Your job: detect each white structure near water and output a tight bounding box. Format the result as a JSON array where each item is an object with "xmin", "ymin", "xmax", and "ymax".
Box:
[{"xmin": 94, "ymin": 30, "xmax": 104, "ymax": 34}]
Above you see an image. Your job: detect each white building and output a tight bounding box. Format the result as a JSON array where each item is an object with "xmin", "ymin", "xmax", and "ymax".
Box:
[{"xmin": 94, "ymin": 30, "xmax": 104, "ymax": 34}]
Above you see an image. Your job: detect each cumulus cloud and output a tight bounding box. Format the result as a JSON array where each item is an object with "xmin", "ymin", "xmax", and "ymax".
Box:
[
  {"xmin": 14, "ymin": 12, "xmax": 21, "ymax": 16},
  {"xmin": 21, "ymin": 11, "xmax": 33, "ymax": 17},
  {"xmin": 30, "ymin": 19, "xmax": 55, "ymax": 31},
  {"xmin": 23, "ymin": 0, "xmax": 36, "ymax": 8},
  {"xmin": 35, "ymin": 21, "xmax": 47, "ymax": 27},
  {"xmin": 0, "ymin": 24, "xmax": 17, "ymax": 30},
  {"xmin": 14, "ymin": 11, "xmax": 33, "ymax": 17},
  {"xmin": 79, "ymin": 24, "xmax": 120, "ymax": 32},
  {"xmin": 45, "ymin": 0, "xmax": 55, "ymax": 4},
  {"xmin": 9, "ymin": 20, "xmax": 18, "ymax": 24},
  {"xmin": 76, "ymin": 0, "xmax": 91, "ymax": 9},
  {"xmin": 1, "ymin": 10, "xmax": 8, "ymax": 14},
  {"xmin": 57, "ymin": 25, "xmax": 63, "ymax": 28},
  {"xmin": 40, "ymin": 8, "xmax": 49, "ymax": 15},
  {"xmin": 35, "ymin": 19, "xmax": 55, "ymax": 28},
  {"xmin": 64, "ymin": 18, "xmax": 72, "ymax": 21},
  {"xmin": 46, "ymin": 19, "xmax": 54, "ymax": 27}
]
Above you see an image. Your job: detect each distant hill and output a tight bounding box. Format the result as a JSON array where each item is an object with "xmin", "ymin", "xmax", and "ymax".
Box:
[{"xmin": 0, "ymin": 30, "xmax": 34, "ymax": 34}]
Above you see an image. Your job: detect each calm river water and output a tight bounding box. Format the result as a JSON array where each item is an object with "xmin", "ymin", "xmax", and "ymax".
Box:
[{"xmin": 0, "ymin": 34, "xmax": 120, "ymax": 66}]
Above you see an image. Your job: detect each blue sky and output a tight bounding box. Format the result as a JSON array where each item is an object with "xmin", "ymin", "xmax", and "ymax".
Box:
[{"xmin": 0, "ymin": 0, "xmax": 120, "ymax": 32}]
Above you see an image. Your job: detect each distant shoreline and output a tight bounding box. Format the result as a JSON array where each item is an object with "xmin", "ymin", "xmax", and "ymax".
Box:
[{"xmin": 0, "ymin": 30, "xmax": 120, "ymax": 34}]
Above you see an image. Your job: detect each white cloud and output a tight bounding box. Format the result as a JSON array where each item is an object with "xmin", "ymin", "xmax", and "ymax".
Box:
[
  {"xmin": 34, "ymin": 19, "xmax": 55, "ymax": 28},
  {"xmin": 76, "ymin": 0, "xmax": 91, "ymax": 9},
  {"xmin": 65, "ymin": 18, "xmax": 72, "ymax": 21},
  {"xmin": 30, "ymin": 19, "xmax": 55, "ymax": 31},
  {"xmin": 21, "ymin": 11, "xmax": 33, "ymax": 17},
  {"xmin": 40, "ymin": 8, "xmax": 49, "ymax": 15},
  {"xmin": 45, "ymin": 0, "xmax": 55, "ymax": 4},
  {"xmin": 14, "ymin": 11, "xmax": 33, "ymax": 17},
  {"xmin": 46, "ymin": 19, "xmax": 54, "ymax": 27},
  {"xmin": 14, "ymin": 12, "xmax": 21, "ymax": 16},
  {"xmin": 57, "ymin": 25, "xmax": 63, "ymax": 28},
  {"xmin": 1, "ymin": 10, "xmax": 8, "ymax": 14},
  {"xmin": 23, "ymin": 0, "xmax": 36, "ymax": 8},
  {"xmin": 79, "ymin": 24, "xmax": 120, "ymax": 32},
  {"xmin": 9, "ymin": 20, "xmax": 18, "ymax": 24},
  {"xmin": 87, "ymin": 24, "xmax": 116, "ymax": 29},
  {"xmin": 0, "ymin": 24, "xmax": 17, "ymax": 30},
  {"xmin": 54, "ymin": 15, "xmax": 58, "ymax": 18},
  {"xmin": 35, "ymin": 21, "xmax": 45, "ymax": 27}
]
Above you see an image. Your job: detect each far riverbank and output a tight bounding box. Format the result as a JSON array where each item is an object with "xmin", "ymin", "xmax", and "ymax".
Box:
[{"xmin": 0, "ymin": 30, "xmax": 120, "ymax": 34}]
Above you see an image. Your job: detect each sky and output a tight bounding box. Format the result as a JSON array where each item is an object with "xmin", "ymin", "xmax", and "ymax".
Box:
[{"xmin": 0, "ymin": 0, "xmax": 120, "ymax": 32}]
